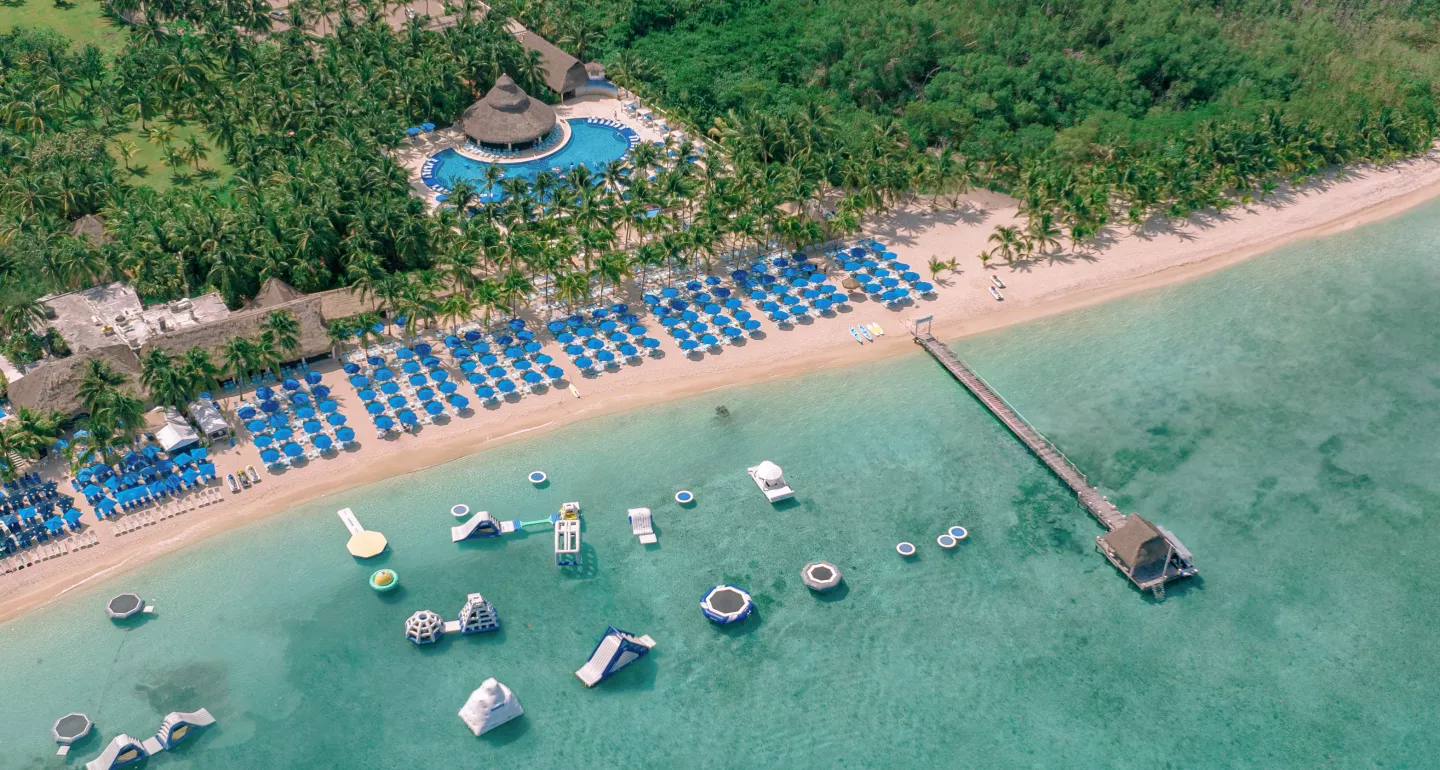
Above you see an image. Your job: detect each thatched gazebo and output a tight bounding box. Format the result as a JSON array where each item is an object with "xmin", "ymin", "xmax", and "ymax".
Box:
[{"xmin": 459, "ymin": 74, "xmax": 556, "ymax": 150}]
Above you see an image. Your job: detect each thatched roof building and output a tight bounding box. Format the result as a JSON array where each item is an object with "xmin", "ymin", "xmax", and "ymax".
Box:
[
  {"xmin": 1098, "ymin": 515, "xmax": 1172, "ymax": 578},
  {"xmin": 70, "ymin": 214, "xmax": 110, "ymax": 247},
  {"xmin": 460, "ymin": 74, "xmax": 556, "ymax": 148},
  {"xmin": 6, "ymin": 345, "xmax": 143, "ymax": 416},
  {"xmin": 514, "ymin": 31, "xmax": 589, "ymax": 98},
  {"xmin": 244, "ymin": 277, "xmax": 304, "ymax": 310},
  {"xmin": 143, "ymin": 294, "xmax": 333, "ymax": 363}
]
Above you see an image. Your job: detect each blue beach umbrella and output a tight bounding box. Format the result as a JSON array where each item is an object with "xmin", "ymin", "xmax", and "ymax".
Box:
[
  {"xmin": 557, "ymin": 333, "xmax": 576, "ymax": 344},
  {"xmin": 376, "ymin": 415, "xmax": 395, "ymax": 430},
  {"xmin": 487, "ymin": 366, "xmax": 507, "ymax": 378},
  {"xmin": 314, "ymin": 435, "xmax": 333, "ymax": 451},
  {"xmin": 327, "ymin": 413, "xmax": 347, "ymax": 426},
  {"xmin": 381, "ymin": 381, "xmax": 400, "ymax": 395},
  {"xmin": 585, "ymin": 338, "xmax": 604, "ymax": 350},
  {"xmin": 374, "ymin": 368, "xmax": 394, "ymax": 381},
  {"xmin": 237, "ymin": 406, "xmax": 257, "ymax": 420},
  {"xmin": 402, "ymin": 361, "xmax": 421, "ymax": 374},
  {"xmin": 641, "ymin": 337, "xmax": 660, "ymax": 349},
  {"xmin": 545, "ymin": 365, "xmax": 564, "ymax": 378},
  {"xmin": 283, "ymin": 442, "xmax": 303, "ymax": 457},
  {"xmin": 439, "ymin": 381, "xmax": 458, "ymax": 395},
  {"xmin": 275, "ymin": 427, "xmax": 295, "ymax": 441},
  {"xmin": 620, "ymin": 344, "xmax": 638, "ymax": 357},
  {"xmin": 467, "ymin": 373, "xmax": 486, "ymax": 386},
  {"xmin": 596, "ymin": 351, "xmax": 615, "ymax": 363},
  {"xmin": 575, "ymin": 357, "xmax": 593, "ymax": 369},
  {"xmin": 524, "ymin": 341, "xmax": 542, "ymax": 353},
  {"xmin": 261, "ymin": 449, "xmax": 281, "ymax": 464},
  {"xmin": 680, "ymin": 339, "xmax": 699, "ymax": 350},
  {"xmin": 513, "ymin": 359, "xmax": 532, "ymax": 370},
  {"xmin": 477, "ymin": 386, "xmax": 496, "ymax": 400},
  {"xmin": 609, "ymin": 333, "xmax": 627, "ymax": 343},
  {"xmin": 497, "ymin": 379, "xmax": 516, "ymax": 393},
  {"xmin": 460, "ymin": 360, "xmax": 478, "ymax": 373},
  {"xmin": 358, "ymin": 388, "xmax": 376, "ymax": 401},
  {"xmin": 387, "ymin": 395, "xmax": 407, "ymax": 409},
  {"xmin": 343, "ymin": 363, "xmax": 360, "ymax": 375},
  {"xmin": 672, "ymin": 329, "xmax": 691, "ymax": 340},
  {"xmin": 773, "ymin": 310, "xmax": 791, "ymax": 321},
  {"xmin": 306, "ymin": 371, "xmax": 323, "ymax": 386},
  {"xmin": 480, "ymin": 354, "xmax": 499, "ymax": 366},
  {"xmin": 246, "ymin": 419, "xmax": 267, "ymax": 433},
  {"xmin": 431, "ymin": 370, "xmax": 449, "ymax": 382},
  {"xmin": 254, "ymin": 435, "xmax": 274, "ymax": 448},
  {"xmin": 319, "ymin": 400, "xmax": 338, "ymax": 413},
  {"xmin": 661, "ymin": 287, "xmax": 679, "ymax": 298},
  {"xmin": 700, "ymin": 334, "xmax": 719, "ymax": 346},
  {"xmin": 269, "ymin": 415, "xmax": 288, "ymax": 430},
  {"xmin": 395, "ymin": 348, "xmax": 414, "ymax": 360},
  {"xmin": 415, "ymin": 343, "xmax": 433, "ymax": 357},
  {"xmin": 523, "ymin": 371, "xmax": 543, "ymax": 384},
  {"xmin": 425, "ymin": 401, "xmax": 444, "ymax": 416},
  {"xmin": 256, "ymin": 386, "xmax": 275, "ymax": 400},
  {"xmin": 260, "ymin": 400, "xmax": 279, "ymax": 413},
  {"xmin": 505, "ymin": 346, "xmax": 524, "ymax": 359},
  {"xmin": 508, "ymin": 318, "xmax": 526, "ymax": 331},
  {"xmin": 724, "ymin": 327, "xmax": 742, "ymax": 337},
  {"xmin": 349, "ymin": 375, "xmax": 369, "ymax": 388},
  {"xmin": 548, "ymin": 321, "xmax": 566, "ymax": 333},
  {"xmin": 408, "ymin": 374, "xmax": 426, "ymax": 387},
  {"xmin": 291, "ymin": 393, "xmax": 311, "ymax": 405},
  {"xmin": 496, "ymin": 335, "xmax": 514, "ymax": 346},
  {"xmin": 398, "ymin": 410, "xmax": 418, "ymax": 425},
  {"xmin": 576, "ymin": 326, "xmax": 594, "ymax": 337},
  {"xmin": 417, "ymin": 387, "xmax": 435, "ymax": 401},
  {"xmin": 449, "ymin": 395, "xmax": 470, "ymax": 409},
  {"xmin": 916, "ymin": 281, "xmax": 935, "ymax": 293},
  {"xmin": 337, "ymin": 427, "xmax": 356, "ymax": 443},
  {"xmin": 282, "ymin": 378, "xmax": 299, "ymax": 391}
]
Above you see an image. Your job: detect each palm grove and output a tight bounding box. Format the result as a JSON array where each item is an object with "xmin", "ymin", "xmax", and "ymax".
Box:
[{"xmin": 3, "ymin": 0, "xmax": 1439, "ymax": 378}]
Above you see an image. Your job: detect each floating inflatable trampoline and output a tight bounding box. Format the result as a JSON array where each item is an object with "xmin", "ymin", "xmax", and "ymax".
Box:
[
  {"xmin": 451, "ymin": 504, "xmax": 471, "ymax": 518},
  {"xmin": 896, "ymin": 542, "xmax": 917, "ymax": 557},
  {"xmin": 948, "ymin": 526, "xmax": 968, "ymax": 540},
  {"xmin": 801, "ymin": 561, "xmax": 843, "ymax": 592},
  {"xmin": 674, "ymin": 490, "xmax": 694, "ymax": 505},
  {"xmin": 528, "ymin": 471, "xmax": 547, "ymax": 485},
  {"xmin": 700, "ymin": 585, "xmax": 754, "ymax": 624}
]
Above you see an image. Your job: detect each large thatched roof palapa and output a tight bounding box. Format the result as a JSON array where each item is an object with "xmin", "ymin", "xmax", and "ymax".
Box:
[
  {"xmin": 244, "ymin": 277, "xmax": 304, "ymax": 310},
  {"xmin": 514, "ymin": 31, "xmax": 589, "ymax": 96},
  {"xmin": 142, "ymin": 295, "xmax": 333, "ymax": 362},
  {"xmin": 7, "ymin": 345, "xmax": 143, "ymax": 416},
  {"xmin": 460, "ymin": 74, "xmax": 556, "ymax": 146}
]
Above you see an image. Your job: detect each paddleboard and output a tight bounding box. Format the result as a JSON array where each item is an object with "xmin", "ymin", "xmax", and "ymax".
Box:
[
  {"xmin": 849, "ymin": 326, "xmax": 864, "ymax": 344},
  {"xmin": 569, "ymin": 385, "xmax": 581, "ymax": 398},
  {"xmin": 991, "ymin": 275, "xmax": 1006, "ymax": 289},
  {"xmin": 859, "ymin": 325, "xmax": 873, "ymax": 342}
]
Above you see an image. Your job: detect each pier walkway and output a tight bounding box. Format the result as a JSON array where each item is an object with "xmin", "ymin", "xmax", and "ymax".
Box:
[
  {"xmin": 914, "ymin": 334, "xmax": 1125, "ymax": 530},
  {"xmin": 913, "ymin": 333, "xmax": 1197, "ymax": 594}
]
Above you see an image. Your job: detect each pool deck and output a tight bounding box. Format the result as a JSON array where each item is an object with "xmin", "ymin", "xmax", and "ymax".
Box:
[{"xmin": 392, "ymin": 95, "xmax": 676, "ymax": 208}]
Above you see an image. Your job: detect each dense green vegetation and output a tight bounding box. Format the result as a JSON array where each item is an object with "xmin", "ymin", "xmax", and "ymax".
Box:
[
  {"xmin": 550, "ymin": 0, "xmax": 1439, "ymax": 233},
  {"xmin": 2, "ymin": 0, "xmax": 1437, "ymax": 384}
]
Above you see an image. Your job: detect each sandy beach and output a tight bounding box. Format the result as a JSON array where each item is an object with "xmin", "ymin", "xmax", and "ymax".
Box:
[{"xmin": 4, "ymin": 149, "xmax": 1440, "ymax": 624}]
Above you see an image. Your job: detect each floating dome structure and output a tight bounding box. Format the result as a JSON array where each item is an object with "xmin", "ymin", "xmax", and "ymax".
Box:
[
  {"xmin": 700, "ymin": 585, "xmax": 754, "ymax": 624},
  {"xmin": 105, "ymin": 592, "xmax": 144, "ymax": 620},
  {"xmin": 801, "ymin": 562, "xmax": 843, "ymax": 592},
  {"xmin": 83, "ymin": 734, "xmax": 147, "ymax": 770},
  {"xmin": 457, "ymin": 593, "xmax": 500, "ymax": 634},
  {"xmin": 458, "ymin": 678, "xmax": 523, "ymax": 736},
  {"xmin": 51, "ymin": 712, "xmax": 93, "ymax": 748},
  {"xmin": 747, "ymin": 461, "xmax": 794, "ymax": 502},
  {"xmin": 370, "ymin": 569, "xmax": 399, "ymax": 592},
  {"xmin": 405, "ymin": 610, "xmax": 446, "ymax": 645}
]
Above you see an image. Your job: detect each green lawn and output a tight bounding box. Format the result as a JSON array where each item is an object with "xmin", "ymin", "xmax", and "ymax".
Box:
[
  {"xmin": 0, "ymin": 0, "xmax": 129, "ymax": 55},
  {"xmin": 111, "ymin": 121, "xmax": 236, "ymax": 192}
]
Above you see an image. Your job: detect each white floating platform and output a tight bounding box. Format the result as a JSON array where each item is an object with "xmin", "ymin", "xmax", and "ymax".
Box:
[
  {"xmin": 747, "ymin": 461, "xmax": 794, "ymax": 503},
  {"xmin": 628, "ymin": 508, "xmax": 657, "ymax": 545},
  {"xmin": 459, "ymin": 678, "xmax": 523, "ymax": 736}
]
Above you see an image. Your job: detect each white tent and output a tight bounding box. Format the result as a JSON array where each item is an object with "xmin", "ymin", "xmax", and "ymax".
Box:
[
  {"xmin": 187, "ymin": 399, "xmax": 229, "ymax": 439},
  {"xmin": 155, "ymin": 408, "xmax": 199, "ymax": 453}
]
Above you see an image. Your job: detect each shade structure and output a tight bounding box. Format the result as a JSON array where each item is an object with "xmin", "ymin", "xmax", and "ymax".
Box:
[
  {"xmin": 282, "ymin": 378, "xmax": 299, "ymax": 390},
  {"xmin": 398, "ymin": 409, "xmax": 418, "ymax": 425},
  {"xmin": 497, "ymin": 379, "xmax": 516, "ymax": 392},
  {"xmin": 337, "ymin": 427, "xmax": 356, "ymax": 443},
  {"xmin": 254, "ymin": 435, "xmax": 273, "ymax": 448},
  {"xmin": 374, "ymin": 368, "xmax": 394, "ymax": 381},
  {"xmin": 304, "ymin": 421, "xmax": 323, "ymax": 434},
  {"xmin": 402, "ymin": 361, "xmax": 421, "ymax": 374},
  {"xmin": 523, "ymin": 371, "xmax": 543, "ymax": 383},
  {"xmin": 274, "ymin": 427, "xmax": 294, "ymax": 441},
  {"xmin": 376, "ymin": 416, "xmax": 395, "ymax": 430},
  {"xmin": 246, "ymin": 419, "xmax": 267, "ymax": 433},
  {"xmin": 388, "ymin": 395, "xmax": 407, "ymax": 409},
  {"xmin": 256, "ymin": 386, "xmax": 274, "ymax": 399},
  {"xmin": 417, "ymin": 387, "xmax": 436, "ymax": 401},
  {"xmin": 327, "ymin": 413, "xmax": 347, "ymax": 426},
  {"xmin": 440, "ymin": 381, "xmax": 459, "ymax": 395},
  {"xmin": 642, "ymin": 337, "xmax": 660, "ymax": 348},
  {"xmin": 467, "ymin": 373, "xmax": 486, "ymax": 386},
  {"xmin": 306, "ymin": 371, "xmax": 323, "ymax": 385},
  {"xmin": 395, "ymin": 348, "xmax": 414, "ymax": 360},
  {"xmin": 297, "ymin": 407, "xmax": 317, "ymax": 419},
  {"xmin": 349, "ymin": 375, "xmax": 369, "ymax": 388},
  {"xmin": 343, "ymin": 363, "xmax": 360, "ymax": 374},
  {"xmin": 574, "ymin": 357, "xmax": 593, "ymax": 369},
  {"xmin": 477, "ymin": 386, "xmax": 496, "ymax": 399},
  {"xmin": 408, "ymin": 375, "xmax": 426, "ymax": 387},
  {"xmin": 513, "ymin": 359, "xmax": 532, "ymax": 370},
  {"xmin": 283, "ymin": 442, "xmax": 303, "ymax": 457},
  {"xmin": 358, "ymin": 388, "xmax": 376, "ymax": 401},
  {"xmin": 314, "ymin": 434, "xmax": 333, "ymax": 450},
  {"xmin": 460, "ymin": 74, "xmax": 557, "ymax": 146},
  {"xmin": 319, "ymin": 400, "xmax": 338, "ymax": 413},
  {"xmin": 381, "ymin": 381, "xmax": 400, "ymax": 395},
  {"xmin": 425, "ymin": 401, "xmax": 444, "ymax": 416},
  {"xmin": 431, "ymin": 369, "xmax": 449, "ymax": 382},
  {"xmin": 238, "ymin": 406, "xmax": 256, "ymax": 420},
  {"xmin": 260, "ymin": 448, "xmax": 280, "ymax": 464},
  {"xmin": 261, "ymin": 400, "xmax": 279, "ymax": 413},
  {"xmin": 367, "ymin": 402, "xmax": 385, "ymax": 415},
  {"xmin": 545, "ymin": 365, "xmax": 564, "ymax": 378},
  {"xmin": 449, "ymin": 395, "xmax": 470, "ymax": 409}
]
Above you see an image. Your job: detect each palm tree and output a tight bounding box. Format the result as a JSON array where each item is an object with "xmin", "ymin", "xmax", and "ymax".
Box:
[
  {"xmin": 0, "ymin": 298, "xmax": 46, "ymax": 339},
  {"xmin": 75, "ymin": 359, "xmax": 128, "ymax": 415},
  {"xmin": 987, "ymin": 226, "xmax": 1022, "ymax": 264},
  {"xmin": 261, "ymin": 309, "xmax": 302, "ymax": 362},
  {"xmin": 184, "ymin": 347, "xmax": 223, "ymax": 396},
  {"xmin": 140, "ymin": 349, "xmax": 192, "ymax": 408},
  {"xmin": 221, "ymin": 337, "xmax": 255, "ymax": 394},
  {"xmin": 1026, "ymin": 213, "xmax": 1063, "ymax": 256}
]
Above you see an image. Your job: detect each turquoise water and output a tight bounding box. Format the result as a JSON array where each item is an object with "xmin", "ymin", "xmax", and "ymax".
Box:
[
  {"xmin": 5, "ymin": 201, "xmax": 1440, "ymax": 767},
  {"xmin": 430, "ymin": 119, "xmax": 630, "ymax": 201}
]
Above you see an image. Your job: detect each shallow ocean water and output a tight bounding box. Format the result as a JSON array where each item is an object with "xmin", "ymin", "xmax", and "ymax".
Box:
[{"xmin": 4, "ymin": 200, "xmax": 1440, "ymax": 768}]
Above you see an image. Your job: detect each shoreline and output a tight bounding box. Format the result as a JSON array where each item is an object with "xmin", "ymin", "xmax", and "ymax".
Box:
[{"xmin": 4, "ymin": 151, "xmax": 1440, "ymax": 625}]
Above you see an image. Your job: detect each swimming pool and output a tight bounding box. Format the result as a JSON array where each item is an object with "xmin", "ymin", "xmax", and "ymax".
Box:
[{"xmin": 424, "ymin": 119, "xmax": 636, "ymax": 202}]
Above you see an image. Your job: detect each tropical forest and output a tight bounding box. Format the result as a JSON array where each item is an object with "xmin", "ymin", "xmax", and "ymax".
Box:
[{"xmin": 1, "ymin": 0, "xmax": 1438, "ymax": 378}]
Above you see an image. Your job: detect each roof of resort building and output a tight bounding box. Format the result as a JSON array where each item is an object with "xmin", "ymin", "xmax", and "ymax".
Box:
[
  {"xmin": 7, "ymin": 345, "xmax": 143, "ymax": 416},
  {"xmin": 141, "ymin": 294, "xmax": 332, "ymax": 362},
  {"xmin": 245, "ymin": 277, "xmax": 305, "ymax": 310},
  {"xmin": 1099, "ymin": 515, "xmax": 1172, "ymax": 573},
  {"xmin": 460, "ymin": 74, "xmax": 556, "ymax": 146},
  {"xmin": 512, "ymin": 30, "xmax": 589, "ymax": 96},
  {"xmin": 70, "ymin": 214, "xmax": 109, "ymax": 246},
  {"xmin": 43, "ymin": 283, "xmax": 230, "ymax": 353}
]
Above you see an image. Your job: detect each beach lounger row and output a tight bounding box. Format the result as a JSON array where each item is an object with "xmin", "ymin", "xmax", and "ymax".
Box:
[
  {"xmin": 113, "ymin": 487, "xmax": 224, "ymax": 536},
  {"xmin": 0, "ymin": 530, "xmax": 100, "ymax": 575}
]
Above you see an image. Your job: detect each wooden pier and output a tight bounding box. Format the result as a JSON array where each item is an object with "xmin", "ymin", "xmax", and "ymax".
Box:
[{"xmin": 914, "ymin": 333, "xmax": 1196, "ymax": 594}]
